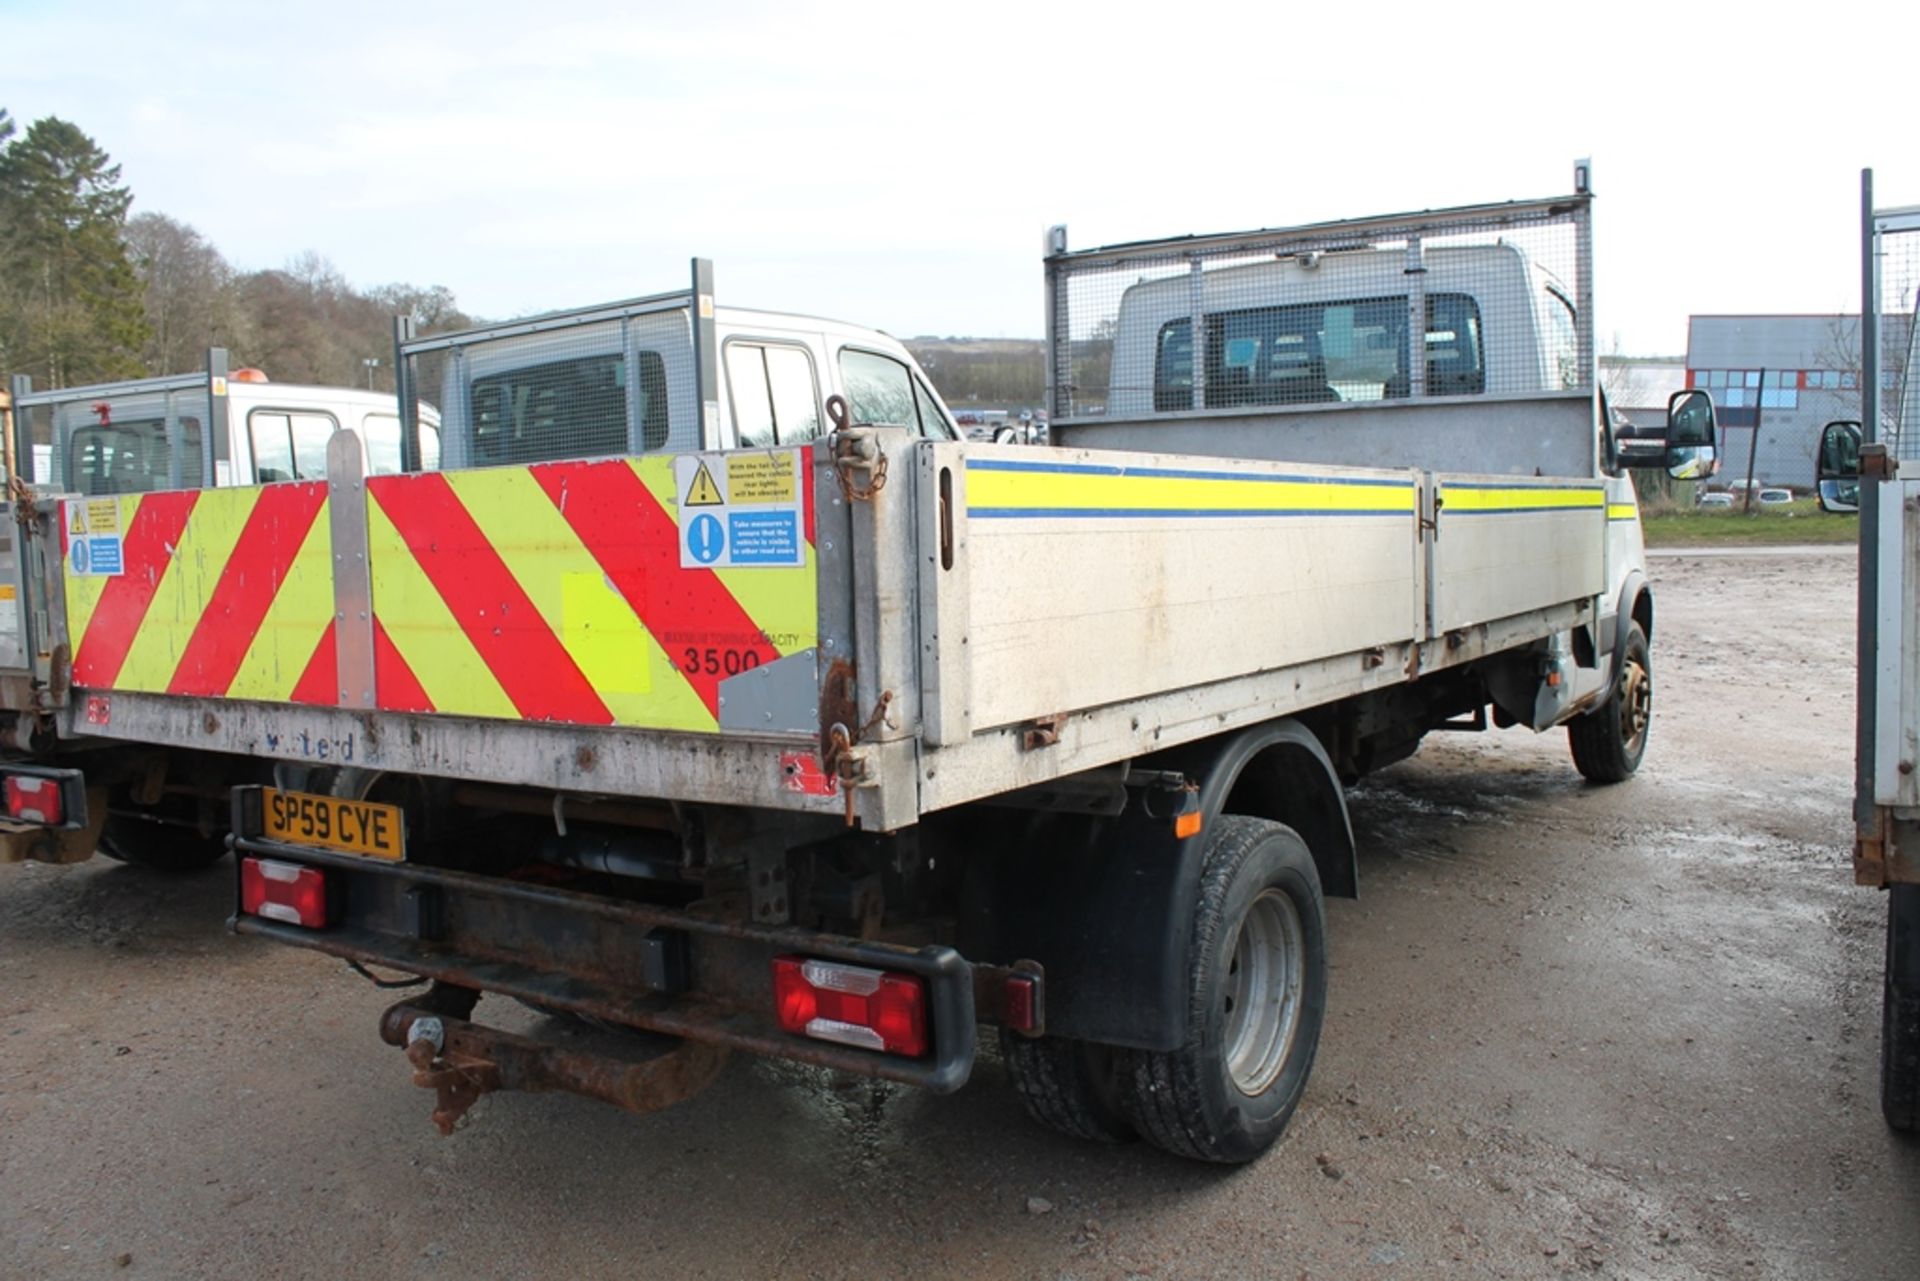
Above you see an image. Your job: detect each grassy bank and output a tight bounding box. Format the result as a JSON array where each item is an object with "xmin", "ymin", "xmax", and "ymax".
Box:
[{"xmin": 1640, "ymin": 498, "xmax": 1857, "ymax": 547}]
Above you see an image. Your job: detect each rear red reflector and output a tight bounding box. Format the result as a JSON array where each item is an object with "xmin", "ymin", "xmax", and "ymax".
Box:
[
  {"xmin": 772, "ymin": 956, "xmax": 929, "ymax": 1058},
  {"xmin": 4, "ymin": 775, "xmax": 63, "ymax": 826},
  {"xmin": 1004, "ymin": 974, "xmax": 1038, "ymax": 1032},
  {"xmin": 240, "ymin": 857, "xmax": 331, "ymax": 928}
]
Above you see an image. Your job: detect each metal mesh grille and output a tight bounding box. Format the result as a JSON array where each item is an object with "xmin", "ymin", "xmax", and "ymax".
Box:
[
  {"xmin": 401, "ymin": 297, "xmax": 699, "ymax": 472},
  {"xmin": 1880, "ymin": 218, "xmax": 1920, "ymax": 460},
  {"xmin": 1047, "ymin": 199, "xmax": 1588, "ymax": 422},
  {"xmin": 13, "ymin": 381, "xmax": 213, "ymax": 494}
]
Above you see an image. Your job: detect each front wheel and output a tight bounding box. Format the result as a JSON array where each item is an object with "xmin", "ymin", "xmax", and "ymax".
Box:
[
  {"xmin": 1115, "ymin": 816, "xmax": 1327, "ymax": 1163},
  {"xmin": 1569, "ymin": 621, "xmax": 1651, "ymax": 783}
]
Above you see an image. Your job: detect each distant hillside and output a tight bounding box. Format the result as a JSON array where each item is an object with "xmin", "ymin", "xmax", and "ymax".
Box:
[{"xmin": 906, "ymin": 337, "xmax": 1045, "ymax": 408}]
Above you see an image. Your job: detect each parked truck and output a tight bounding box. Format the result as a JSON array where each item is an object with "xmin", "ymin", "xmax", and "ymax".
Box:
[
  {"xmin": 0, "ymin": 168, "xmax": 1712, "ymax": 1161},
  {"xmin": 0, "ymin": 357, "xmax": 437, "ymax": 867},
  {"xmin": 1815, "ymin": 171, "xmax": 1920, "ymax": 1131}
]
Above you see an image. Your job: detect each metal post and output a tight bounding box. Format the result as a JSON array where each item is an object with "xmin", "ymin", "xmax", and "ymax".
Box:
[
  {"xmin": 393, "ymin": 315, "xmax": 419, "ymax": 472},
  {"xmin": 1741, "ymin": 368, "xmax": 1765, "ymax": 515},
  {"xmin": 205, "ymin": 347, "xmax": 229, "ymax": 489},
  {"xmin": 689, "ymin": 259, "xmax": 719, "ymax": 449},
  {"xmin": 8, "ymin": 375, "xmax": 30, "ymax": 485},
  {"xmin": 1188, "ymin": 260, "xmax": 1207, "ymax": 412},
  {"xmin": 1856, "ymin": 168, "xmax": 1882, "ymax": 829},
  {"xmin": 1043, "ymin": 226, "xmax": 1067, "ymax": 420},
  {"xmin": 1573, "ymin": 159, "xmax": 1596, "ymax": 392},
  {"xmin": 1405, "ymin": 236, "xmax": 1427, "ymax": 399}
]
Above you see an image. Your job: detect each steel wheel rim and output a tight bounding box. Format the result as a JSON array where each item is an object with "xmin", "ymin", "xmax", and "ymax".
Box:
[
  {"xmin": 1621, "ymin": 655, "xmax": 1651, "ymax": 753},
  {"xmin": 1223, "ymin": 888, "xmax": 1306, "ymax": 1096}
]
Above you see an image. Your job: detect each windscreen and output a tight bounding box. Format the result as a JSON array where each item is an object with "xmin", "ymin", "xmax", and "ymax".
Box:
[
  {"xmin": 467, "ymin": 350, "xmax": 670, "ymax": 466},
  {"xmin": 69, "ymin": 417, "xmax": 202, "ymax": 495}
]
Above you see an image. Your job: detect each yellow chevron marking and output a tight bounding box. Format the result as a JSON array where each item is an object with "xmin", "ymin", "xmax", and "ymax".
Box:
[
  {"xmin": 448, "ymin": 467, "xmax": 716, "ymax": 733},
  {"xmin": 366, "ymin": 491, "xmax": 516, "ymax": 720},
  {"xmin": 225, "ymin": 501, "xmax": 334, "ymax": 702},
  {"xmin": 114, "ymin": 487, "xmax": 261, "ymax": 692}
]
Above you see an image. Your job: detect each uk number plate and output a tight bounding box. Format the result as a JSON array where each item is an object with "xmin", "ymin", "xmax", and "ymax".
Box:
[{"xmin": 261, "ymin": 788, "xmax": 405, "ymax": 861}]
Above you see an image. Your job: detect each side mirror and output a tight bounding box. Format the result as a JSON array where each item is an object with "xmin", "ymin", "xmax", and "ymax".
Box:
[
  {"xmin": 1817, "ymin": 420, "xmax": 1862, "ymax": 514},
  {"xmin": 1623, "ymin": 389, "xmax": 1720, "ymax": 480}
]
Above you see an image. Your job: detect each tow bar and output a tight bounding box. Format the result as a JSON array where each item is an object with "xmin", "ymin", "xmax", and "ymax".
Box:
[{"xmin": 380, "ymin": 988, "xmax": 730, "ymax": 1135}]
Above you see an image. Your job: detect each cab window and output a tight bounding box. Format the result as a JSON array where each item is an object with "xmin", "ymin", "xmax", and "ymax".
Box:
[
  {"xmin": 1546, "ymin": 288, "xmax": 1580, "ymax": 391},
  {"xmin": 913, "ymin": 376, "xmax": 955, "ymax": 438},
  {"xmin": 70, "ymin": 417, "xmax": 202, "ymax": 494},
  {"xmin": 363, "ymin": 413, "xmax": 441, "ymax": 474},
  {"xmin": 468, "ymin": 351, "xmax": 669, "ymax": 465},
  {"xmin": 840, "ymin": 349, "xmax": 954, "ymax": 438},
  {"xmin": 249, "ymin": 410, "xmax": 339, "ymax": 482},
  {"xmin": 727, "ymin": 343, "xmax": 821, "ymax": 446}
]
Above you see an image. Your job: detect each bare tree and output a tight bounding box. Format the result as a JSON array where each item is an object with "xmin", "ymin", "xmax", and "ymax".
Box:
[{"xmin": 125, "ymin": 212, "xmax": 242, "ymax": 375}]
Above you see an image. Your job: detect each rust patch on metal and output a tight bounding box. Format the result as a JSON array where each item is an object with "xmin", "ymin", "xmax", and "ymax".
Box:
[
  {"xmin": 1022, "ymin": 713, "xmax": 1066, "ymax": 751},
  {"xmin": 575, "ymin": 744, "xmax": 598, "ymax": 773},
  {"xmin": 384, "ymin": 1003, "xmax": 730, "ymax": 1136},
  {"xmin": 819, "ymin": 658, "xmax": 859, "ymax": 761},
  {"xmin": 201, "ymin": 711, "xmax": 220, "ymax": 735}
]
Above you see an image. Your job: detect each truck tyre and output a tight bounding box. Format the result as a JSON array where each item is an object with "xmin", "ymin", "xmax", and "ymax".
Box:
[
  {"xmin": 1569, "ymin": 621, "xmax": 1651, "ymax": 783},
  {"xmin": 1884, "ymin": 885, "xmax": 1920, "ymax": 1131},
  {"xmin": 999, "ymin": 1030, "xmax": 1134, "ymax": 1144},
  {"xmin": 1115, "ymin": 816, "xmax": 1326, "ymax": 1163},
  {"xmin": 97, "ymin": 813, "xmax": 227, "ymax": 872}
]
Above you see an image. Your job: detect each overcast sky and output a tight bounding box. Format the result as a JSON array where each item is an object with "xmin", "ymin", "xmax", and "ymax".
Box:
[{"xmin": 7, "ymin": 0, "xmax": 1917, "ymax": 355}]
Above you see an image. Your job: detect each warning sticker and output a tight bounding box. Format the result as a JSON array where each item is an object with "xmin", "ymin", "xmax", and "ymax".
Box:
[
  {"xmin": 727, "ymin": 454, "xmax": 796, "ymax": 504},
  {"xmin": 87, "ymin": 500, "xmax": 120, "ymax": 534},
  {"xmin": 673, "ymin": 449, "xmax": 807, "ymax": 569},
  {"xmin": 70, "ymin": 534, "xmax": 123, "ymax": 577}
]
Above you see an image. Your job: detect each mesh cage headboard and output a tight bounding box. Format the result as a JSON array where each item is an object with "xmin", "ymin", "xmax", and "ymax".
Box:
[
  {"xmin": 10, "ymin": 369, "xmax": 220, "ymax": 495},
  {"xmin": 1874, "ymin": 207, "xmax": 1920, "ymax": 460},
  {"xmin": 395, "ymin": 265, "xmax": 715, "ymax": 472},
  {"xmin": 1044, "ymin": 183, "xmax": 1594, "ymax": 424}
]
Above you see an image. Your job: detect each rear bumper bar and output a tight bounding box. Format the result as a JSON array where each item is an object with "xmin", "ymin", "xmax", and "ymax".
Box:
[{"xmin": 229, "ymin": 827, "xmax": 984, "ymax": 1093}]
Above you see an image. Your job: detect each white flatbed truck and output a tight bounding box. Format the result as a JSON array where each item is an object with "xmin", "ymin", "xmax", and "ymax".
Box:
[
  {"xmin": 0, "ymin": 169, "xmax": 1712, "ymax": 1161},
  {"xmin": 1816, "ymin": 171, "xmax": 1920, "ymax": 1130}
]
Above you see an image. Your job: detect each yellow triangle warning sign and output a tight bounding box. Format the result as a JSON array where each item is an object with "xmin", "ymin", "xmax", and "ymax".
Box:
[
  {"xmin": 69, "ymin": 507, "xmax": 86, "ymax": 536},
  {"xmin": 685, "ymin": 459, "xmax": 724, "ymax": 507}
]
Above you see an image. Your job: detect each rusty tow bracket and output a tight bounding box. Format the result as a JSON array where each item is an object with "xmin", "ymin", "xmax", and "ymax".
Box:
[{"xmin": 380, "ymin": 994, "xmax": 730, "ymax": 1136}]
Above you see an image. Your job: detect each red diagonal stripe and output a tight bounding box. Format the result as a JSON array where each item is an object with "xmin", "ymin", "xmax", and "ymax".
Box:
[
  {"xmin": 368, "ymin": 473, "xmax": 611, "ymax": 724},
  {"xmin": 71, "ymin": 491, "xmax": 201, "ymax": 688},
  {"xmin": 372, "ymin": 617, "xmax": 433, "ymax": 713},
  {"xmin": 288, "ymin": 621, "xmax": 338, "ymax": 706},
  {"xmin": 166, "ymin": 482, "xmax": 328, "ymax": 696},
  {"xmin": 530, "ymin": 459, "xmax": 778, "ymax": 720}
]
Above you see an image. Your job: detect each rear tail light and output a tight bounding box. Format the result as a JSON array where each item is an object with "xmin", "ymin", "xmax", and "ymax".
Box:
[
  {"xmin": 5, "ymin": 776, "xmax": 63, "ymax": 825},
  {"xmin": 772, "ymin": 956, "xmax": 929, "ymax": 1058},
  {"xmin": 240, "ymin": 857, "xmax": 332, "ymax": 928}
]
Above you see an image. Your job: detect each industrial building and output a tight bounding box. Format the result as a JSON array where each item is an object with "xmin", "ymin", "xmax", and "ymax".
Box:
[{"xmin": 1685, "ymin": 314, "xmax": 1911, "ymax": 490}]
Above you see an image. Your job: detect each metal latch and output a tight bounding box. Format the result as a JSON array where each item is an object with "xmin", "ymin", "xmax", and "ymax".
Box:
[{"xmin": 1861, "ymin": 442, "xmax": 1897, "ymax": 481}]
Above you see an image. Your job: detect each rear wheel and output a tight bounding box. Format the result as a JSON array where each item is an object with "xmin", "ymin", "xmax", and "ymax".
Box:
[
  {"xmin": 1000, "ymin": 1030, "xmax": 1134, "ymax": 1143},
  {"xmin": 1115, "ymin": 816, "xmax": 1326, "ymax": 1163},
  {"xmin": 1884, "ymin": 885, "xmax": 1920, "ymax": 1131},
  {"xmin": 1569, "ymin": 621, "xmax": 1651, "ymax": 783},
  {"xmin": 97, "ymin": 812, "xmax": 227, "ymax": 872}
]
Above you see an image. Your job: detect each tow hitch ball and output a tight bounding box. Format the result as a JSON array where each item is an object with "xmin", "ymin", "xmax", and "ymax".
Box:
[{"xmin": 402, "ymin": 1016, "xmax": 500, "ymax": 1136}]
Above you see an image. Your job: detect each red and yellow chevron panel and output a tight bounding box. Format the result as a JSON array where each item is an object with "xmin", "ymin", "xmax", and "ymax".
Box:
[
  {"xmin": 59, "ymin": 451, "xmax": 818, "ymax": 737},
  {"xmin": 365, "ymin": 455, "xmax": 817, "ymax": 733},
  {"xmin": 61, "ymin": 484, "xmax": 336, "ymax": 704}
]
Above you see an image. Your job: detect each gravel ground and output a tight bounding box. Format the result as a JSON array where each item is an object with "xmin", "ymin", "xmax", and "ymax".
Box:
[{"xmin": 2, "ymin": 547, "xmax": 1915, "ymax": 1279}]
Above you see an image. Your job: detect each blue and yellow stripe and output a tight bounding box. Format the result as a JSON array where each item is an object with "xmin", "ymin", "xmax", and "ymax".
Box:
[
  {"xmin": 1440, "ymin": 482, "xmax": 1607, "ymax": 517},
  {"xmin": 967, "ymin": 459, "xmax": 1416, "ymax": 520}
]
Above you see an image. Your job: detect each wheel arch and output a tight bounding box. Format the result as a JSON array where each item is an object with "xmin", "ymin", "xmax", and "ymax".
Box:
[{"xmin": 1183, "ymin": 718, "xmax": 1358, "ymax": 900}]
